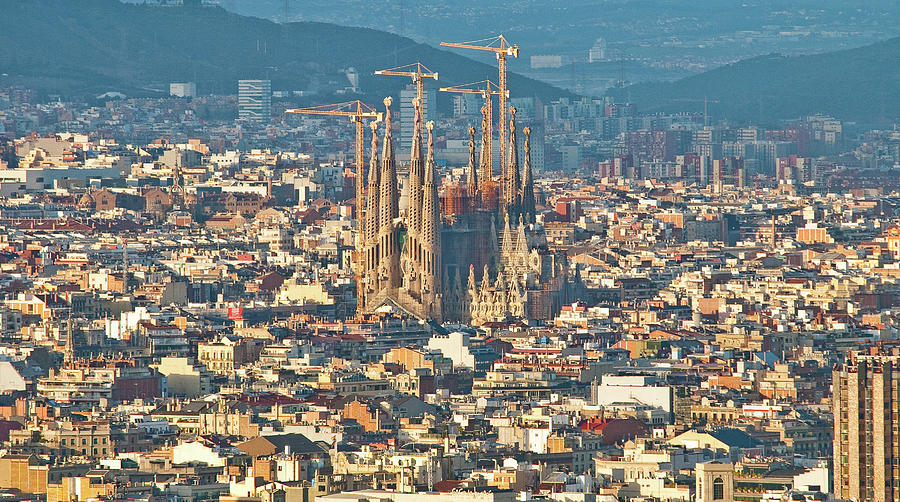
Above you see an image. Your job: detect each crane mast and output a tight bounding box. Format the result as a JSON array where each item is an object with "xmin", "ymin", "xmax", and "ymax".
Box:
[
  {"xmin": 374, "ymin": 61, "xmax": 438, "ymax": 107},
  {"xmin": 439, "ymin": 80, "xmax": 500, "ymax": 185},
  {"xmin": 441, "ymin": 36, "xmax": 518, "ymax": 185},
  {"xmin": 285, "ymin": 100, "xmax": 382, "ymax": 315}
]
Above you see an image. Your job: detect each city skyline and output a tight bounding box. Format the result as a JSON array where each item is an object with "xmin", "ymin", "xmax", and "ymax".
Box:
[{"xmin": 2, "ymin": 2, "xmax": 900, "ymax": 502}]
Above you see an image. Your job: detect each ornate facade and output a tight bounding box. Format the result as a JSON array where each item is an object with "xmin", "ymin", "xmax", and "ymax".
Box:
[{"xmin": 360, "ymin": 97, "xmax": 574, "ymax": 324}]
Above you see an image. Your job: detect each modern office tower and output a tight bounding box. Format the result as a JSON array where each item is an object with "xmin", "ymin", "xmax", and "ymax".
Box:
[
  {"xmin": 399, "ymin": 85, "xmax": 435, "ymax": 153},
  {"xmin": 238, "ymin": 79, "xmax": 272, "ymax": 123},
  {"xmin": 833, "ymin": 349, "xmax": 900, "ymax": 502}
]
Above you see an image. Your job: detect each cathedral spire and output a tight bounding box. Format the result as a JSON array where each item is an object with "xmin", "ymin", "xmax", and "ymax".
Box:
[
  {"xmin": 515, "ymin": 215, "xmax": 528, "ymax": 255},
  {"xmin": 481, "ymin": 264, "xmax": 492, "ymax": 291},
  {"xmin": 466, "ymin": 125, "xmax": 478, "ymax": 198},
  {"xmin": 520, "ymin": 126, "xmax": 536, "ymax": 224},
  {"xmin": 379, "ymin": 97, "xmax": 400, "ymax": 289},
  {"xmin": 479, "ymin": 104, "xmax": 492, "ymax": 183},
  {"xmin": 380, "ymin": 97, "xmax": 398, "ymax": 233},
  {"xmin": 365, "ymin": 120, "xmax": 381, "ymax": 245},
  {"xmin": 421, "ymin": 121, "xmax": 440, "ymax": 240},
  {"xmin": 501, "ymin": 213, "xmax": 514, "ymax": 258},
  {"xmin": 420, "ymin": 121, "xmax": 442, "ymax": 318},
  {"xmin": 407, "ymin": 97, "xmax": 424, "ymax": 240},
  {"xmin": 505, "ymin": 107, "xmax": 520, "ymax": 215},
  {"xmin": 362, "ymin": 119, "xmax": 382, "ymax": 305}
]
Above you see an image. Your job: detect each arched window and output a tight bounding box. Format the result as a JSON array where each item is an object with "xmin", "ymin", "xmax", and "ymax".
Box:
[{"xmin": 713, "ymin": 477, "xmax": 725, "ymax": 500}]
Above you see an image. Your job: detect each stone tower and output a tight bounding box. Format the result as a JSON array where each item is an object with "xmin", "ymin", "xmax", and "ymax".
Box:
[
  {"xmin": 419, "ymin": 121, "xmax": 442, "ymax": 319},
  {"xmin": 520, "ymin": 126, "xmax": 536, "ymax": 224},
  {"xmin": 378, "ymin": 97, "xmax": 401, "ymax": 291},
  {"xmin": 504, "ymin": 107, "xmax": 521, "ymax": 219},
  {"xmin": 466, "ymin": 125, "xmax": 478, "ymax": 198},
  {"xmin": 361, "ymin": 97, "xmax": 443, "ymax": 321},
  {"xmin": 401, "ymin": 98, "xmax": 425, "ymax": 297},
  {"xmin": 695, "ymin": 462, "xmax": 734, "ymax": 502}
]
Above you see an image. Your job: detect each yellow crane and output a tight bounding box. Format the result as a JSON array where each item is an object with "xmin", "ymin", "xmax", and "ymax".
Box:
[
  {"xmin": 374, "ymin": 61, "xmax": 439, "ymax": 106},
  {"xmin": 439, "ymin": 80, "xmax": 501, "ymax": 181},
  {"xmin": 440, "ymin": 35, "xmax": 518, "ymax": 179},
  {"xmin": 284, "ymin": 100, "xmax": 382, "ymax": 314}
]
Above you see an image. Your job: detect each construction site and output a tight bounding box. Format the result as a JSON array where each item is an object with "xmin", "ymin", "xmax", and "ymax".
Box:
[{"xmin": 286, "ymin": 35, "xmax": 576, "ymax": 323}]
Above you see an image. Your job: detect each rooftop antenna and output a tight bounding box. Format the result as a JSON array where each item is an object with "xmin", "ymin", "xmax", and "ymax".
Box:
[
  {"xmin": 122, "ymin": 239, "xmax": 129, "ymax": 294},
  {"xmin": 399, "ymin": 0, "xmax": 405, "ymax": 38}
]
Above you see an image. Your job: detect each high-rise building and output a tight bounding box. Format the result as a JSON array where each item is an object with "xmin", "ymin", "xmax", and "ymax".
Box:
[
  {"xmin": 400, "ymin": 86, "xmax": 435, "ymax": 153},
  {"xmin": 238, "ymin": 79, "xmax": 271, "ymax": 123},
  {"xmin": 833, "ymin": 348, "xmax": 900, "ymax": 501}
]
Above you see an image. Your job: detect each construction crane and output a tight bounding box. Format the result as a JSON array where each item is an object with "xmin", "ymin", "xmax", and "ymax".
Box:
[
  {"xmin": 439, "ymin": 80, "xmax": 501, "ymax": 181},
  {"xmin": 374, "ymin": 62, "xmax": 438, "ymax": 106},
  {"xmin": 440, "ymin": 35, "xmax": 518, "ymax": 180},
  {"xmin": 285, "ymin": 100, "xmax": 382, "ymax": 314},
  {"xmin": 673, "ymin": 97, "xmax": 720, "ymax": 127}
]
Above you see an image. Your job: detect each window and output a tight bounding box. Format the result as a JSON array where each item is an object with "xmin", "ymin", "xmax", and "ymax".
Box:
[{"xmin": 713, "ymin": 477, "xmax": 725, "ymax": 500}]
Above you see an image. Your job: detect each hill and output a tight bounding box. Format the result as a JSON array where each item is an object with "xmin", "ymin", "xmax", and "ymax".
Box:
[
  {"xmin": 0, "ymin": 0, "xmax": 571, "ymax": 104},
  {"xmin": 608, "ymin": 37, "xmax": 900, "ymax": 125}
]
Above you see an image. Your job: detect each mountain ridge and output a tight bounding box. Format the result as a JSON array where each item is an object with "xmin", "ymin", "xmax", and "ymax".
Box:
[
  {"xmin": 607, "ymin": 36, "xmax": 900, "ymax": 124},
  {"xmin": 0, "ymin": 0, "xmax": 572, "ymax": 104}
]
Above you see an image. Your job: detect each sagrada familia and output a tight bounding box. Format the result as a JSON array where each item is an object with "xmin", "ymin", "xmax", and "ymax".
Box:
[{"xmin": 359, "ymin": 96, "xmax": 577, "ymax": 323}]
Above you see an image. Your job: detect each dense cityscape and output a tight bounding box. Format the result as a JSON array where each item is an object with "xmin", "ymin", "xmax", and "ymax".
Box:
[{"xmin": 2, "ymin": 2, "xmax": 900, "ymax": 502}]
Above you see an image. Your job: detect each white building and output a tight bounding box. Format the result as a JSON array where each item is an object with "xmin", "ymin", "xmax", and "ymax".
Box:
[
  {"xmin": 238, "ymin": 79, "xmax": 272, "ymax": 123},
  {"xmin": 589, "ymin": 38, "xmax": 607, "ymax": 62},
  {"xmin": 592, "ymin": 375, "xmax": 673, "ymax": 418},
  {"xmin": 426, "ymin": 331, "xmax": 476, "ymax": 369},
  {"xmin": 169, "ymin": 82, "xmax": 197, "ymax": 98},
  {"xmin": 0, "ymin": 361, "xmax": 27, "ymax": 393},
  {"xmin": 173, "ymin": 441, "xmax": 228, "ymax": 467}
]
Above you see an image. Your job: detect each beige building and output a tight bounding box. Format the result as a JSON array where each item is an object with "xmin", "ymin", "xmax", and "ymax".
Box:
[
  {"xmin": 152, "ymin": 357, "xmax": 213, "ymax": 398},
  {"xmin": 696, "ymin": 461, "xmax": 734, "ymax": 502},
  {"xmin": 4, "ymin": 293, "xmax": 51, "ymax": 320},
  {"xmin": 198, "ymin": 335, "xmax": 263, "ymax": 376}
]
